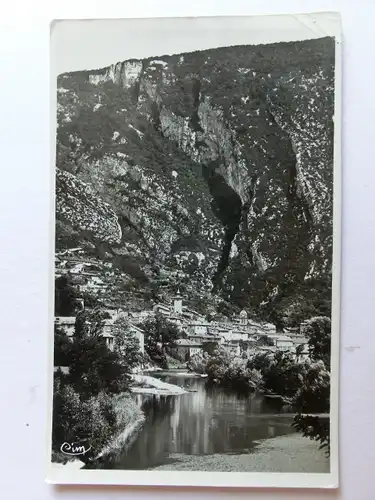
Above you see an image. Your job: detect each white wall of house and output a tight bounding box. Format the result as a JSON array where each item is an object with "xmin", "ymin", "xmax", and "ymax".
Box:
[
  {"xmin": 220, "ymin": 330, "xmax": 233, "ymax": 342},
  {"xmin": 173, "ymin": 297, "xmax": 183, "ymax": 315},
  {"xmin": 55, "ymin": 317, "xmax": 75, "ymax": 337},
  {"xmin": 231, "ymin": 331, "xmax": 248, "ymax": 341},
  {"xmin": 104, "ymin": 336, "xmax": 115, "ymax": 351},
  {"xmin": 189, "ymin": 346, "xmax": 202, "ymax": 356},
  {"xmin": 189, "ymin": 323, "xmax": 208, "ymax": 335},
  {"xmin": 274, "ymin": 338, "xmax": 294, "ymax": 352}
]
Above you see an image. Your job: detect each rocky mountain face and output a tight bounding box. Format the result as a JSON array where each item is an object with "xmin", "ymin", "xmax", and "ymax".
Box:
[{"xmin": 55, "ymin": 37, "xmax": 335, "ymax": 327}]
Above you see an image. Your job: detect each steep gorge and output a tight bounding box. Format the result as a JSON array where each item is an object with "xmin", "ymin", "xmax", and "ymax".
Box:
[{"xmin": 55, "ymin": 37, "xmax": 335, "ymax": 325}]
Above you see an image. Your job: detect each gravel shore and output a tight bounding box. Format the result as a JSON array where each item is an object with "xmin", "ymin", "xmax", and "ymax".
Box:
[
  {"xmin": 131, "ymin": 374, "xmax": 188, "ymax": 395},
  {"xmin": 150, "ymin": 433, "xmax": 330, "ymax": 473}
]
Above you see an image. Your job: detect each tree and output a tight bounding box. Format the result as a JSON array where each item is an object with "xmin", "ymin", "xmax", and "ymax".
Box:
[
  {"xmin": 68, "ymin": 336, "xmax": 129, "ymax": 398},
  {"xmin": 279, "ymin": 296, "xmax": 316, "ymax": 328},
  {"xmin": 292, "ymin": 360, "xmax": 330, "ymax": 455},
  {"xmin": 202, "ymin": 341, "xmax": 219, "ymax": 356},
  {"xmin": 54, "ymin": 324, "xmax": 73, "ymax": 367},
  {"xmin": 52, "ymin": 382, "xmax": 117, "ymax": 463},
  {"xmin": 261, "ymin": 351, "xmax": 307, "ymax": 400},
  {"xmin": 187, "ymin": 351, "xmax": 209, "ymax": 374},
  {"xmin": 141, "ymin": 314, "xmax": 179, "ymax": 367},
  {"xmin": 74, "ymin": 308, "xmax": 110, "ymax": 339},
  {"xmin": 304, "ymin": 316, "xmax": 331, "ymax": 368},
  {"xmin": 111, "ymin": 316, "xmax": 142, "ymax": 373},
  {"xmin": 295, "ymin": 343, "xmax": 305, "ymax": 361},
  {"xmin": 239, "ymin": 339, "xmax": 248, "ymax": 354},
  {"xmin": 55, "ymin": 275, "xmax": 78, "ymax": 316},
  {"xmin": 63, "ymin": 308, "xmax": 130, "ymax": 397},
  {"xmin": 247, "ymin": 352, "xmax": 272, "ymax": 373},
  {"xmin": 292, "ymin": 316, "xmax": 331, "ymax": 455},
  {"xmin": 203, "ymin": 347, "xmax": 262, "ymax": 392}
]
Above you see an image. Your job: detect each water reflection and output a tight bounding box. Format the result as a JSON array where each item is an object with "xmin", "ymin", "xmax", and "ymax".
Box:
[{"xmin": 99, "ymin": 374, "xmax": 296, "ymax": 470}]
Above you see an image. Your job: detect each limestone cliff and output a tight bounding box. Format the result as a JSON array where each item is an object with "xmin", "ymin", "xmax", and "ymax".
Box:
[{"xmin": 55, "ymin": 37, "xmax": 335, "ymax": 326}]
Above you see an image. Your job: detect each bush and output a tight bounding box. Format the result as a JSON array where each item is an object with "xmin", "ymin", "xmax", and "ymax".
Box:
[
  {"xmin": 193, "ymin": 347, "xmax": 262, "ymax": 392},
  {"xmin": 261, "ymin": 352, "xmax": 307, "ymax": 399},
  {"xmin": 187, "ymin": 351, "xmax": 209, "ymax": 374},
  {"xmin": 52, "ymin": 383, "xmax": 118, "ymax": 463},
  {"xmin": 145, "ymin": 343, "xmax": 168, "ymax": 368}
]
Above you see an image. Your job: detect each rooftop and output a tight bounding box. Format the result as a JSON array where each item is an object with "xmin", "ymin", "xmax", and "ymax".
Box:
[
  {"xmin": 269, "ymin": 334, "xmax": 294, "ymax": 342},
  {"xmin": 257, "ymin": 346, "xmax": 277, "ymax": 353},
  {"xmin": 175, "ymin": 339, "xmax": 202, "ymax": 347},
  {"xmin": 55, "ymin": 317, "xmax": 76, "ymax": 324}
]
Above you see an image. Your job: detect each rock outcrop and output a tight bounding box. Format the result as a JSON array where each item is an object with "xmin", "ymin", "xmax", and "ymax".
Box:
[{"xmin": 55, "ymin": 37, "xmax": 335, "ymax": 326}]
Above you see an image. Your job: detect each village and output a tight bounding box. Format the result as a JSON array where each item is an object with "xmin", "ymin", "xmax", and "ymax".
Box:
[{"xmin": 54, "ymin": 249, "xmax": 311, "ymax": 366}]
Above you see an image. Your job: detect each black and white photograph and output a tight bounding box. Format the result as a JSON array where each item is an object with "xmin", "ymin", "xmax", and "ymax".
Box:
[{"xmin": 48, "ymin": 13, "xmax": 341, "ymax": 488}]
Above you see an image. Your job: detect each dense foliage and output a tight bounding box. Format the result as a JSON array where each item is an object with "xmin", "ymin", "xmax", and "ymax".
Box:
[
  {"xmin": 305, "ymin": 316, "xmax": 331, "ymax": 368},
  {"xmin": 292, "ymin": 316, "xmax": 332, "ymax": 455},
  {"xmin": 141, "ymin": 314, "xmax": 179, "ymax": 368},
  {"xmin": 188, "ymin": 347, "xmax": 262, "ymax": 392},
  {"xmin": 52, "ymin": 308, "xmax": 139, "ymax": 462},
  {"xmin": 111, "ymin": 316, "xmax": 143, "ymax": 373},
  {"xmin": 55, "ymin": 275, "xmax": 79, "ymax": 316},
  {"xmin": 52, "ymin": 382, "xmax": 117, "ymax": 463}
]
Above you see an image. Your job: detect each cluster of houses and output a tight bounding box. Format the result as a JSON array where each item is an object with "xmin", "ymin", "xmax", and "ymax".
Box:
[
  {"xmin": 55, "ymin": 286, "xmax": 310, "ymax": 365},
  {"xmin": 55, "ymin": 309, "xmax": 146, "ymax": 354},
  {"xmin": 54, "ymin": 249, "xmax": 311, "ymax": 364},
  {"xmin": 164, "ymin": 291, "xmax": 309, "ymax": 361}
]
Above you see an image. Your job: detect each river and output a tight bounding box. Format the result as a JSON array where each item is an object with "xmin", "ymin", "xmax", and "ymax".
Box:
[{"xmin": 96, "ymin": 371, "xmax": 298, "ymax": 470}]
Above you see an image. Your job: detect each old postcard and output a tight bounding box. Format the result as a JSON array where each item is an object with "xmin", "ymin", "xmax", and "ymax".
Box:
[{"xmin": 47, "ymin": 12, "xmax": 341, "ymax": 488}]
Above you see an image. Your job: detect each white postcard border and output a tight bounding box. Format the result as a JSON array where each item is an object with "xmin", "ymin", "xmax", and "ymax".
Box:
[{"xmin": 47, "ymin": 11, "xmax": 342, "ymax": 489}]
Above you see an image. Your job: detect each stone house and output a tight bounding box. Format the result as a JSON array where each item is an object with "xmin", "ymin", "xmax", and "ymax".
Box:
[
  {"xmin": 102, "ymin": 317, "xmax": 145, "ymax": 354},
  {"xmin": 54, "ymin": 316, "xmax": 76, "ymax": 337},
  {"xmin": 171, "ymin": 339, "xmax": 203, "ymax": 361},
  {"xmin": 272, "ymin": 335, "xmax": 295, "ymax": 352}
]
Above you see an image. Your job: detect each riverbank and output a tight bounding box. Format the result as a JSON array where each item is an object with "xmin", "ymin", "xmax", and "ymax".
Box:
[
  {"xmin": 95, "ymin": 393, "xmax": 145, "ymax": 459},
  {"xmin": 52, "ymin": 392, "xmax": 144, "ymax": 468},
  {"xmin": 149, "ymin": 433, "xmax": 329, "ymax": 473},
  {"xmin": 131, "ymin": 374, "xmax": 188, "ymax": 395}
]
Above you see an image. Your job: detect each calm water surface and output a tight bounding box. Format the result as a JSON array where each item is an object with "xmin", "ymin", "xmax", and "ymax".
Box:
[{"xmin": 98, "ymin": 372, "xmax": 296, "ymax": 470}]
